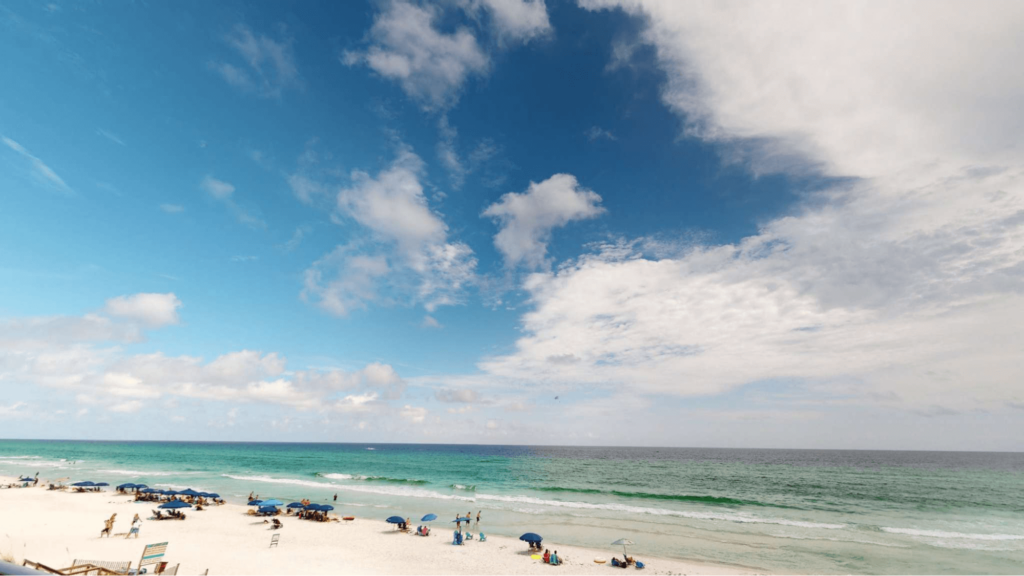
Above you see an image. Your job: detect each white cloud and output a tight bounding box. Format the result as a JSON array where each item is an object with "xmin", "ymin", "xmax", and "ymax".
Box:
[
  {"xmin": 201, "ymin": 176, "xmax": 235, "ymax": 200},
  {"xmin": 160, "ymin": 204, "xmax": 184, "ymax": 214},
  {"xmin": 281, "ymin": 224, "xmax": 312, "ymax": 252},
  {"xmin": 343, "ymin": 1, "xmax": 489, "ymax": 109},
  {"xmin": 0, "ymin": 401, "xmax": 28, "ymax": 417},
  {"xmin": 421, "ymin": 315, "xmax": 442, "ymax": 329},
  {"xmin": 465, "ymin": 0, "xmax": 552, "ymax": 43},
  {"xmin": 211, "ymin": 24, "xmax": 300, "ymax": 98},
  {"xmin": 306, "ymin": 146, "xmax": 476, "ymax": 315},
  {"xmin": 400, "ymin": 404, "xmax": 428, "ymax": 423},
  {"xmin": 435, "ymin": 388, "xmax": 481, "ymax": 403},
  {"xmin": 483, "ymin": 173, "xmax": 605, "ymax": 268},
  {"xmin": 476, "ymin": 1, "xmax": 1024, "ymax": 417},
  {"xmin": 104, "ymin": 293, "xmax": 181, "ymax": 328},
  {"xmin": 585, "ymin": 126, "xmax": 616, "ymax": 141},
  {"xmin": 2, "ymin": 135, "xmax": 72, "ymax": 195}
]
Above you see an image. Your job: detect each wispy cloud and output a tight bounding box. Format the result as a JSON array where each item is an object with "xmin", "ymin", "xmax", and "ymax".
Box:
[
  {"xmin": 201, "ymin": 175, "xmax": 266, "ymax": 228},
  {"xmin": 210, "ymin": 24, "xmax": 301, "ymax": 98},
  {"xmin": 96, "ymin": 128, "xmax": 125, "ymax": 146},
  {"xmin": 160, "ymin": 204, "xmax": 184, "ymax": 214},
  {"xmin": 2, "ymin": 135, "xmax": 72, "ymax": 195},
  {"xmin": 585, "ymin": 126, "xmax": 616, "ymax": 141}
]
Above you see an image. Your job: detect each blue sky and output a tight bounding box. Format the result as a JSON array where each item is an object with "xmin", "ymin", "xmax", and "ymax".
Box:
[{"xmin": 3, "ymin": 0, "xmax": 1023, "ymax": 450}]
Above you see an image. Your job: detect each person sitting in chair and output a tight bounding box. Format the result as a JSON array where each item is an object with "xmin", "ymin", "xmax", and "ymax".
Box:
[
  {"xmin": 543, "ymin": 549, "xmax": 550, "ymax": 563},
  {"xmin": 550, "ymin": 551, "xmax": 560, "ymax": 566}
]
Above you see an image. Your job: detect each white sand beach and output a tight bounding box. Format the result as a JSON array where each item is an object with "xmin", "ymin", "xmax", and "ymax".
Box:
[{"xmin": 0, "ymin": 476, "xmax": 758, "ymax": 575}]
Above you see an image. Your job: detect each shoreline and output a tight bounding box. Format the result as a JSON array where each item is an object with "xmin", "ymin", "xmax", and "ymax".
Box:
[{"xmin": 0, "ymin": 475, "xmax": 763, "ymax": 575}]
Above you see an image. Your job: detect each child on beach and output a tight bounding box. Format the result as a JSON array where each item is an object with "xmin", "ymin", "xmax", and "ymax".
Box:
[{"xmin": 127, "ymin": 515, "xmax": 141, "ymax": 539}]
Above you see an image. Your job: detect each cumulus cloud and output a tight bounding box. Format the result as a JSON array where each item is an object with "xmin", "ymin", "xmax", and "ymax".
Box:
[
  {"xmin": 343, "ymin": 1, "xmax": 489, "ymax": 109},
  {"xmin": 305, "ymin": 146, "xmax": 476, "ymax": 315},
  {"xmin": 483, "ymin": 173, "xmax": 605, "ymax": 268},
  {"xmin": 211, "ymin": 24, "xmax": 300, "ymax": 98},
  {"xmin": 104, "ymin": 293, "xmax": 181, "ymax": 328},
  {"xmin": 465, "ymin": 0, "xmax": 552, "ymax": 43},
  {"xmin": 400, "ymin": 404, "xmax": 428, "ymax": 423},
  {"xmin": 475, "ymin": 0, "xmax": 1024, "ymax": 416},
  {"xmin": 435, "ymin": 388, "xmax": 481, "ymax": 403},
  {"xmin": 2, "ymin": 135, "xmax": 72, "ymax": 195}
]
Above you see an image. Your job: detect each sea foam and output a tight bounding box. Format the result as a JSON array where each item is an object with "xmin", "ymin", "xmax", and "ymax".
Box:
[{"xmin": 881, "ymin": 527, "xmax": 1024, "ymax": 541}]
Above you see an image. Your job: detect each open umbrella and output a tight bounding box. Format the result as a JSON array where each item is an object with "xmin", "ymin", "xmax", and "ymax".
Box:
[
  {"xmin": 179, "ymin": 488, "xmax": 202, "ymax": 497},
  {"xmin": 520, "ymin": 533, "xmax": 543, "ymax": 544},
  {"xmin": 258, "ymin": 506, "xmax": 279, "ymax": 514},
  {"xmin": 611, "ymin": 538, "xmax": 635, "ymax": 558},
  {"xmin": 319, "ymin": 504, "xmax": 334, "ymax": 511},
  {"xmin": 117, "ymin": 483, "xmax": 137, "ymax": 490},
  {"xmin": 261, "ymin": 499, "xmax": 284, "ymax": 507},
  {"xmin": 421, "ymin": 513, "xmax": 437, "ymax": 522},
  {"xmin": 134, "ymin": 484, "xmax": 148, "ymax": 489},
  {"xmin": 140, "ymin": 488, "xmax": 158, "ymax": 494},
  {"xmin": 287, "ymin": 502, "xmax": 305, "ymax": 509},
  {"xmin": 159, "ymin": 500, "xmax": 192, "ymax": 509},
  {"xmin": 161, "ymin": 490, "xmax": 179, "ymax": 495},
  {"xmin": 72, "ymin": 481, "xmax": 95, "ymax": 487},
  {"xmin": 94, "ymin": 482, "xmax": 109, "ymax": 487},
  {"xmin": 386, "ymin": 516, "xmax": 405, "ymax": 524},
  {"xmin": 248, "ymin": 500, "xmax": 264, "ymax": 506},
  {"xmin": 19, "ymin": 477, "xmax": 33, "ymax": 482}
]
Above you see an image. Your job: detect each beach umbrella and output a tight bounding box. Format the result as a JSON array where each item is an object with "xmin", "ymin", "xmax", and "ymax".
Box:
[
  {"xmin": 258, "ymin": 506, "xmax": 279, "ymax": 514},
  {"xmin": 261, "ymin": 499, "xmax": 284, "ymax": 507},
  {"xmin": 611, "ymin": 538, "xmax": 635, "ymax": 557},
  {"xmin": 287, "ymin": 502, "xmax": 305, "ymax": 508},
  {"xmin": 140, "ymin": 488, "xmax": 158, "ymax": 494},
  {"xmin": 305, "ymin": 504, "xmax": 326, "ymax": 511},
  {"xmin": 117, "ymin": 483, "xmax": 137, "ymax": 490},
  {"xmin": 386, "ymin": 516, "xmax": 405, "ymax": 524},
  {"xmin": 159, "ymin": 500, "xmax": 192, "ymax": 509},
  {"xmin": 520, "ymin": 533, "xmax": 543, "ymax": 544},
  {"xmin": 200, "ymin": 492, "xmax": 219, "ymax": 498},
  {"xmin": 72, "ymin": 481, "xmax": 95, "ymax": 487},
  {"xmin": 179, "ymin": 488, "xmax": 201, "ymax": 497},
  {"xmin": 421, "ymin": 513, "xmax": 437, "ymax": 522},
  {"xmin": 134, "ymin": 484, "xmax": 148, "ymax": 489},
  {"xmin": 248, "ymin": 500, "xmax": 264, "ymax": 506},
  {"xmin": 161, "ymin": 490, "xmax": 178, "ymax": 495},
  {"xmin": 94, "ymin": 482, "xmax": 109, "ymax": 487},
  {"xmin": 319, "ymin": 504, "xmax": 334, "ymax": 511},
  {"xmin": 19, "ymin": 477, "xmax": 33, "ymax": 482}
]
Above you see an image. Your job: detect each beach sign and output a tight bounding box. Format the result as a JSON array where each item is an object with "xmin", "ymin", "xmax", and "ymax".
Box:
[{"xmin": 139, "ymin": 542, "xmax": 168, "ymax": 569}]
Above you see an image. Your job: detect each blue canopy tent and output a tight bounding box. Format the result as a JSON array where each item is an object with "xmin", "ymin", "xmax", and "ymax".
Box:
[
  {"xmin": 159, "ymin": 500, "xmax": 192, "ymax": 509},
  {"xmin": 261, "ymin": 499, "xmax": 284, "ymax": 507},
  {"xmin": 421, "ymin": 513, "xmax": 437, "ymax": 522}
]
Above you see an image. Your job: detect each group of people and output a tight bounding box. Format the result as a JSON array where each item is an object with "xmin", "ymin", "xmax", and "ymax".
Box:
[
  {"xmin": 454, "ymin": 510, "xmax": 482, "ymax": 532},
  {"xmin": 98, "ymin": 513, "xmax": 142, "ymax": 538},
  {"xmin": 295, "ymin": 509, "xmax": 331, "ymax": 522},
  {"xmin": 542, "ymin": 549, "xmax": 561, "ymax": 566}
]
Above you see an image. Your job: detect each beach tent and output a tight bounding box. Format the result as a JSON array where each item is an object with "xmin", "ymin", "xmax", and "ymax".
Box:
[
  {"xmin": 261, "ymin": 499, "xmax": 284, "ymax": 507},
  {"xmin": 611, "ymin": 538, "xmax": 635, "ymax": 557},
  {"xmin": 159, "ymin": 500, "xmax": 192, "ymax": 509},
  {"xmin": 287, "ymin": 502, "xmax": 305, "ymax": 509},
  {"xmin": 520, "ymin": 533, "xmax": 543, "ymax": 544},
  {"xmin": 421, "ymin": 513, "xmax": 437, "ymax": 522},
  {"xmin": 386, "ymin": 516, "xmax": 405, "ymax": 524}
]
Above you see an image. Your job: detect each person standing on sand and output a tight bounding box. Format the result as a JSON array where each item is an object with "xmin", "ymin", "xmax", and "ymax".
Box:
[
  {"xmin": 475, "ymin": 510, "xmax": 481, "ymax": 530},
  {"xmin": 127, "ymin": 514, "xmax": 141, "ymax": 539},
  {"xmin": 333, "ymin": 493, "xmax": 337, "ymax": 501}
]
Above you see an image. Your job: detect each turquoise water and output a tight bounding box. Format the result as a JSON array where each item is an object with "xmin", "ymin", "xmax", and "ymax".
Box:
[{"xmin": 1, "ymin": 441, "xmax": 1022, "ymax": 574}]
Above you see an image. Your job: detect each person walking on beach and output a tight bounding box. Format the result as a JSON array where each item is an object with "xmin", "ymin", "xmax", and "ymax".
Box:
[
  {"xmin": 333, "ymin": 493, "xmax": 337, "ymax": 501},
  {"xmin": 100, "ymin": 513, "xmax": 116, "ymax": 538},
  {"xmin": 126, "ymin": 514, "xmax": 141, "ymax": 539},
  {"xmin": 475, "ymin": 510, "xmax": 481, "ymax": 531}
]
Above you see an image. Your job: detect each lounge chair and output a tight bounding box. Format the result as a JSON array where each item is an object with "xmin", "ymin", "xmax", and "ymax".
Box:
[
  {"xmin": 465, "ymin": 532, "xmax": 473, "ymax": 540},
  {"xmin": 479, "ymin": 533, "xmax": 486, "ymax": 542}
]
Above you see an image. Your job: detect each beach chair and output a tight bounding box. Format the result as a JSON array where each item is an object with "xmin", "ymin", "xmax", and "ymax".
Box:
[
  {"xmin": 270, "ymin": 534, "xmax": 280, "ymax": 548},
  {"xmin": 635, "ymin": 561, "xmax": 645, "ymax": 569},
  {"xmin": 479, "ymin": 533, "xmax": 486, "ymax": 542},
  {"xmin": 465, "ymin": 532, "xmax": 473, "ymax": 540},
  {"xmin": 452, "ymin": 531, "xmax": 464, "ymax": 545}
]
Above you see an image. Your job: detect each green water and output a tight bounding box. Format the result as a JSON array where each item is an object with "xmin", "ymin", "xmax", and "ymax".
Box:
[{"xmin": 1, "ymin": 440, "xmax": 1022, "ymax": 573}]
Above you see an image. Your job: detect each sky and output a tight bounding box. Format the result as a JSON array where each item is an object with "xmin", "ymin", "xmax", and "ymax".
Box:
[{"xmin": 1, "ymin": 0, "xmax": 1023, "ymax": 450}]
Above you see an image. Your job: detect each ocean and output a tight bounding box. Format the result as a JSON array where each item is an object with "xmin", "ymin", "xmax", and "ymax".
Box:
[{"xmin": 1, "ymin": 440, "xmax": 1022, "ymax": 574}]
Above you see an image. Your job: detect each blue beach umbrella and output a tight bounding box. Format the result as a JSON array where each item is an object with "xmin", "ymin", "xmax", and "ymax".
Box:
[
  {"xmin": 386, "ymin": 516, "xmax": 405, "ymax": 524},
  {"xmin": 319, "ymin": 504, "xmax": 334, "ymax": 511},
  {"xmin": 72, "ymin": 481, "xmax": 95, "ymax": 487},
  {"xmin": 19, "ymin": 477, "xmax": 33, "ymax": 482},
  {"xmin": 201, "ymin": 492, "xmax": 219, "ymax": 498},
  {"xmin": 159, "ymin": 500, "xmax": 192, "ymax": 509},
  {"xmin": 421, "ymin": 513, "xmax": 437, "ymax": 522},
  {"xmin": 520, "ymin": 533, "xmax": 543, "ymax": 544},
  {"xmin": 287, "ymin": 502, "xmax": 305, "ymax": 508},
  {"xmin": 305, "ymin": 504, "xmax": 325, "ymax": 511},
  {"xmin": 261, "ymin": 499, "xmax": 284, "ymax": 507},
  {"xmin": 258, "ymin": 506, "xmax": 279, "ymax": 514},
  {"xmin": 179, "ymin": 488, "xmax": 202, "ymax": 497},
  {"xmin": 94, "ymin": 482, "xmax": 109, "ymax": 487},
  {"xmin": 161, "ymin": 490, "xmax": 178, "ymax": 495},
  {"xmin": 248, "ymin": 500, "xmax": 263, "ymax": 506},
  {"xmin": 117, "ymin": 483, "xmax": 137, "ymax": 490},
  {"xmin": 140, "ymin": 488, "xmax": 158, "ymax": 494},
  {"xmin": 134, "ymin": 484, "xmax": 148, "ymax": 489}
]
